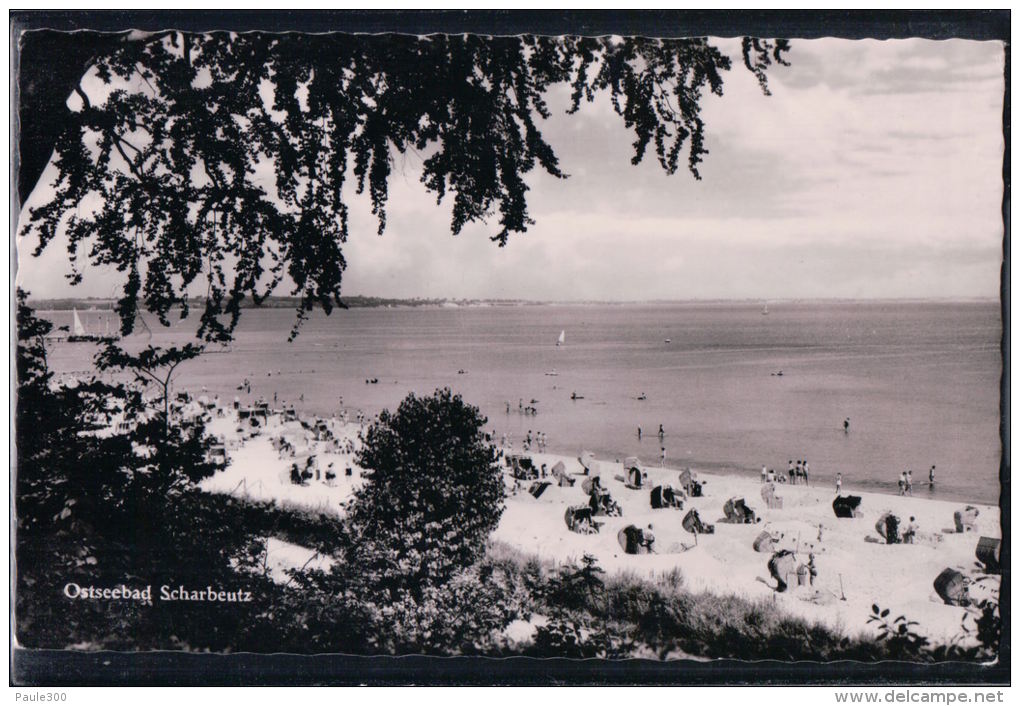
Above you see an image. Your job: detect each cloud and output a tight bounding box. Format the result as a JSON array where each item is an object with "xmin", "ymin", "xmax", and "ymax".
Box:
[{"xmin": 16, "ymin": 36, "xmax": 1005, "ymax": 302}]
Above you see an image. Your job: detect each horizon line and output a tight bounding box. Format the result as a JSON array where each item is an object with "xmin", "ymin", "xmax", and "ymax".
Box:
[{"xmin": 25, "ymin": 294, "xmax": 1001, "ymax": 306}]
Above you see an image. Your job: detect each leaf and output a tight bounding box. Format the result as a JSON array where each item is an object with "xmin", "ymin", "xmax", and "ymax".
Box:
[
  {"xmin": 872, "ymin": 604, "xmax": 880, "ymax": 614},
  {"xmin": 881, "ymin": 608, "xmax": 890, "ymax": 618}
]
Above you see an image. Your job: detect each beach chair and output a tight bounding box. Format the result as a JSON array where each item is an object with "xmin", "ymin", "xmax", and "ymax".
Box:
[
  {"xmin": 768, "ymin": 550, "xmax": 797, "ymax": 593},
  {"xmin": 679, "ymin": 468, "xmax": 694, "ymax": 496},
  {"xmin": 564, "ymin": 505, "xmax": 599, "ymax": 535},
  {"xmin": 528, "ymin": 481, "xmax": 552, "ymax": 499},
  {"xmin": 623, "ymin": 458, "xmax": 643, "ymax": 489},
  {"xmin": 875, "ymin": 511, "xmax": 900, "ymax": 544},
  {"xmin": 723, "ymin": 497, "xmax": 758, "ymax": 524},
  {"xmin": 650, "ymin": 485, "xmax": 664, "ymax": 509},
  {"xmin": 723, "ymin": 497, "xmax": 741, "ymax": 523},
  {"xmin": 617, "ymin": 525, "xmax": 644, "ymax": 554},
  {"xmin": 953, "ymin": 506, "xmax": 980, "ymax": 533},
  {"xmin": 650, "ymin": 485, "xmax": 683, "ymax": 510},
  {"xmin": 933, "ymin": 568, "xmax": 970, "ymax": 607},
  {"xmin": 618, "ymin": 525, "xmax": 654, "ymax": 554},
  {"xmin": 551, "ymin": 460, "xmax": 575, "ymax": 487},
  {"xmin": 518, "ymin": 457, "xmax": 539, "ymax": 480},
  {"xmin": 682, "ymin": 508, "xmax": 714, "ymax": 535},
  {"xmin": 664, "ymin": 486, "xmax": 684, "ymax": 508},
  {"xmin": 581, "ymin": 476, "xmax": 602, "ymax": 496},
  {"xmin": 832, "ymin": 495, "xmax": 863, "ymax": 519},
  {"xmin": 753, "ymin": 530, "xmax": 778, "ymax": 553},
  {"xmin": 509, "ymin": 455, "xmax": 538, "ymax": 480},
  {"xmin": 976, "ymin": 536, "xmax": 1001, "ymax": 574},
  {"xmin": 761, "ymin": 483, "xmax": 783, "ymax": 510},
  {"xmin": 588, "ymin": 489, "xmax": 622, "ymax": 517}
]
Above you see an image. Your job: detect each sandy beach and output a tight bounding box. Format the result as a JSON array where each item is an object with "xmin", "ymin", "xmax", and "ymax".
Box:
[
  {"xmin": 495, "ymin": 451, "xmax": 999, "ymax": 644},
  {"xmin": 196, "ymin": 405, "xmax": 1000, "ymax": 646}
]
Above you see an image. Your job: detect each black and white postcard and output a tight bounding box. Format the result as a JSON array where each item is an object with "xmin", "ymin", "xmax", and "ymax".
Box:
[{"xmin": 10, "ymin": 11, "xmax": 1009, "ymax": 686}]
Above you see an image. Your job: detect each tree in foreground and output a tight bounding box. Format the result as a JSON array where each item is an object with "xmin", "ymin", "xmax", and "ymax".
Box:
[
  {"xmin": 277, "ymin": 389, "xmax": 513, "ymax": 654},
  {"xmin": 15, "ymin": 290, "xmax": 278, "ymax": 650},
  {"xmin": 347, "ymin": 388, "xmax": 505, "ymax": 590},
  {"xmin": 21, "ymin": 32, "xmax": 789, "ymax": 341}
]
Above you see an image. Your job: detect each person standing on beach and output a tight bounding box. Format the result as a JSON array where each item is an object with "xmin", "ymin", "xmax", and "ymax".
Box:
[
  {"xmin": 658, "ymin": 424, "xmax": 664, "ymax": 441},
  {"xmin": 638, "ymin": 426, "xmax": 642, "ymax": 440},
  {"xmin": 642, "ymin": 524, "xmax": 656, "ymax": 553},
  {"xmin": 844, "ymin": 418, "xmax": 850, "ymax": 433},
  {"xmin": 835, "ymin": 473, "xmax": 842, "ymax": 495},
  {"xmin": 905, "ymin": 470, "xmax": 913, "ymax": 496},
  {"xmin": 762, "ymin": 465, "xmax": 768, "ymax": 484},
  {"xmin": 803, "ymin": 460, "xmax": 810, "ymax": 486},
  {"xmin": 898, "ymin": 471, "xmax": 907, "ymax": 495},
  {"xmin": 903, "ymin": 516, "xmax": 917, "ymax": 544},
  {"xmin": 929, "ymin": 465, "xmax": 935, "ymax": 489},
  {"xmin": 660, "ymin": 447, "xmax": 666, "ymax": 467}
]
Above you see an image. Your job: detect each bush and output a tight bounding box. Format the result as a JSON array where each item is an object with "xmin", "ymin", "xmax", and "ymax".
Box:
[
  {"xmin": 345, "ymin": 388, "xmax": 506, "ymax": 591},
  {"xmin": 269, "ymin": 389, "xmax": 514, "ymax": 654}
]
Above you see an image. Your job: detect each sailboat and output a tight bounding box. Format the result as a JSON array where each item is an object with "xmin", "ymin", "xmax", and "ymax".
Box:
[
  {"xmin": 762, "ymin": 301, "xmax": 769, "ymax": 316},
  {"xmin": 556, "ymin": 330, "xmax": 565, "ymax": 346},
  {"xmin": 72, "ymin": 308, "xmax": 87, "ymax": 337},
  {"xmin": 67, "ymin": 307, "xmax": 120, "ymax": 343}
]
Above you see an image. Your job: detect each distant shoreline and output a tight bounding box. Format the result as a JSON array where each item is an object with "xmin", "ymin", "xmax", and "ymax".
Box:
[{"xmin": 29, "ymin": 296, "xmax": 1000, "ymax": 311}]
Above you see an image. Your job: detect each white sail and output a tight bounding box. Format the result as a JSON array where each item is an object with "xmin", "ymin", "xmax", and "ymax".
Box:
[
  {"xmin": 72, "ymin": 308, "xmax": 87, "ymax": 336},
  {"xmin": 557, "ymin": 330, "xmax": 565, "ymax": 346},
  {"xmin": 762, "ymin": 301, "xmax": 769, "ymax": 315}
]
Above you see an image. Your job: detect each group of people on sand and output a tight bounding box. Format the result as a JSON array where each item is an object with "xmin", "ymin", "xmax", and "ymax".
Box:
[
  {"xmin": 882, "ymin": 512, "xmax": 920, "ymax": 544},
  {"xmin": 759, "ymin": 460, "xmax": 809, "ymax": 486},
  {"xmin": 787, "ymin": 459, "xmax": 810, "ymax": 485},
  {"xmin": 523, "ymin": 430, "xmax": 548, "ymax": 452},
  {"xmin": 497, "ymin": 429, "xmax": 550, "ymax": 453}
]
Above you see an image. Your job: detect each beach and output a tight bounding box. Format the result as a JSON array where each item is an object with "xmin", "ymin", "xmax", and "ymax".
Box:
[{"xmin": 196, "ymin": 405, "xmax": 1001, "ymax": 646}]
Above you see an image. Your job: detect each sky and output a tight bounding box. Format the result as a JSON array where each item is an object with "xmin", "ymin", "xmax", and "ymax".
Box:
[{"xmin": 16, "ymin": 37, "xmax": 1006, "ymax": 301}]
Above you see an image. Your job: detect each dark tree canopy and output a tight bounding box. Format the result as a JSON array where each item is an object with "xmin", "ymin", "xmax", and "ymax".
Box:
[{"xmin": 21, "ymin": 32, "xmax": 789, "ymax": 341}]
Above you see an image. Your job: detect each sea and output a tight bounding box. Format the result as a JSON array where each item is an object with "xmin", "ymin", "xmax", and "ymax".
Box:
[{"xmin": 41, "ymin": 300, "xmax": 1004, "ymax": 505}]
